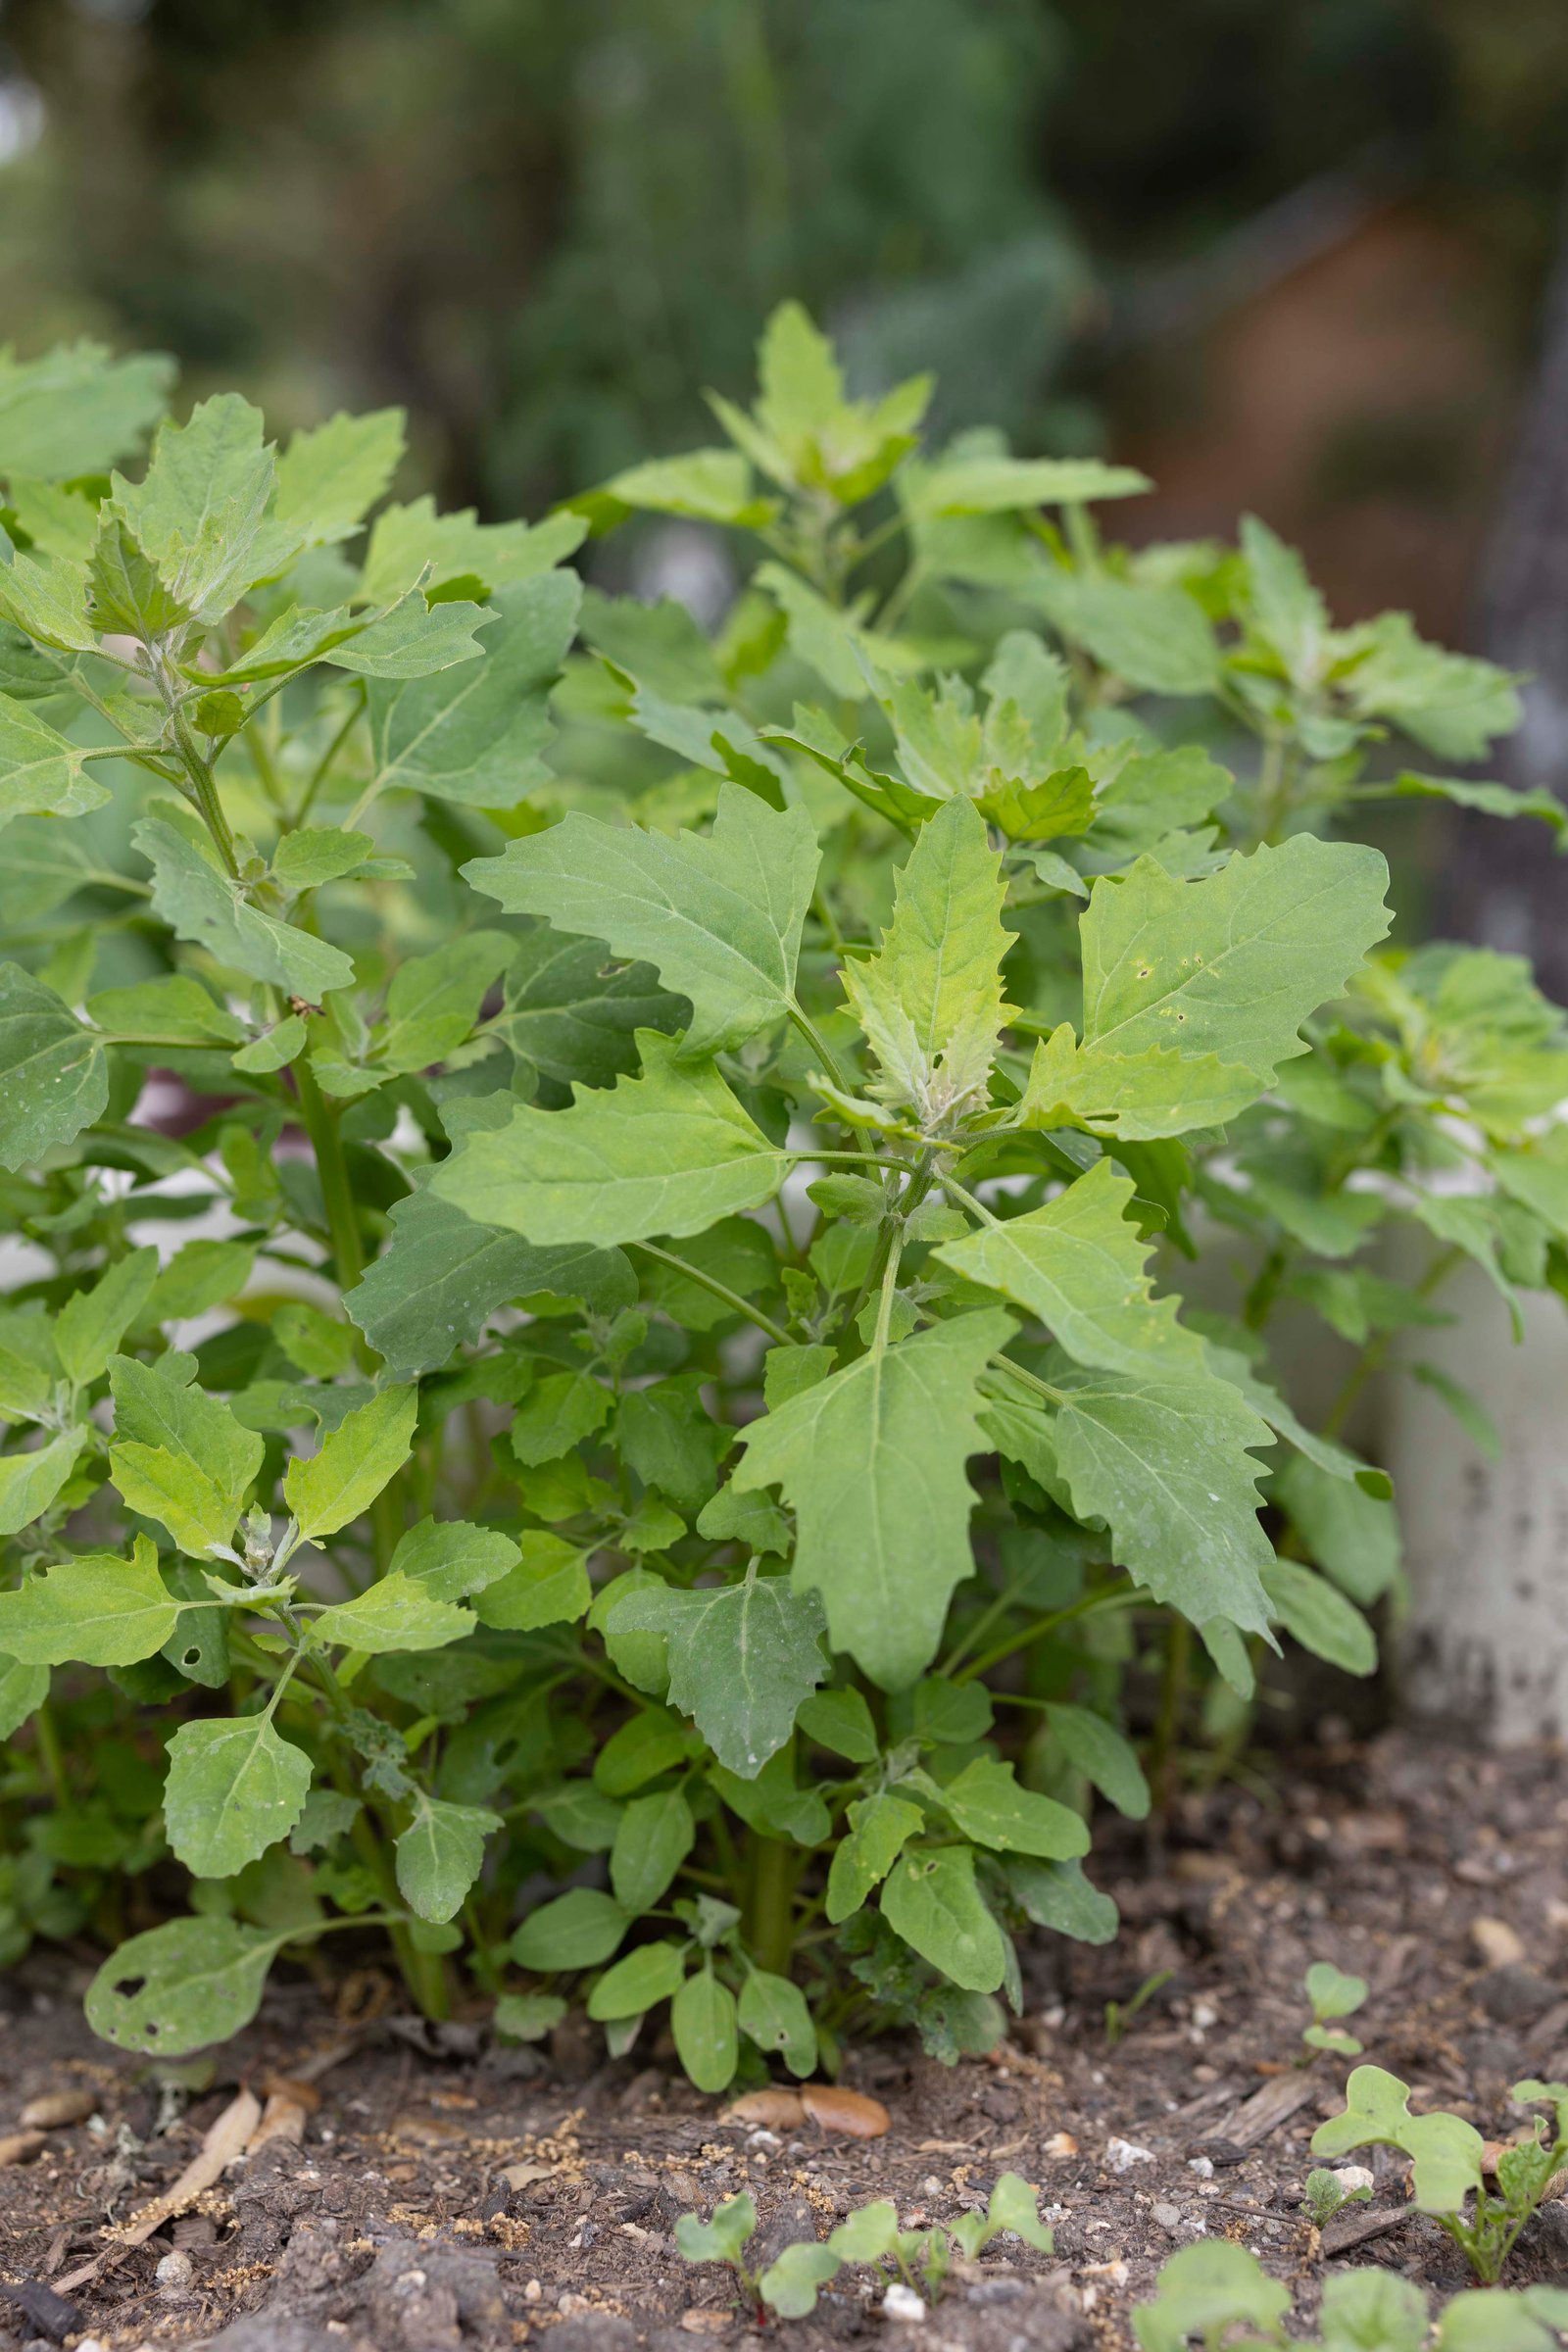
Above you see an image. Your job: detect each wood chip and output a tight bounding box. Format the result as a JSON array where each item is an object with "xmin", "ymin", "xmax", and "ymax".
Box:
[
  {"xmin": 501, "ymin": 2161, "xmax": 562, "ymax": 2190},
  {"xmin": 1044, "ymin": 2132, "xmax": 1079, "ymax": 2158},
  {"xmin": 256, "ymin": 2074, "xmax": 321, "ymax": 2112},
  {"xmin": 1219, "ymin": 2072, "xmax": 1318, "ymax": 2149},
  {"xmin": 20, "ymin": 2089, "xmax": 97, "ymax": 2130},
  {"xmin": 721, "ymin": 2088, "xmax": 807, "ymax": 2129},
  {"xmin": 679, "ymin": 2311, "xmax": 733, "ymax": 2333},
  {"xmin": 1321, "ymin": 2202, "xmax": 1412, "ymax": 2257},
  {"xmin": 112, "ymin": 2086, "xmax": 262, "ymax": 2248},
  {"xmin": 1471, "ymin": 1917, "xmax": 1526, "ymax": 1970},
  {"xmin": 248, "ymin": 2091, "xmax": 311, "ymax": 2152},
  {"xmin": 799, "ymin": 2084, "xmax": 891, "ymax": 2138},
  {"xmin": 0, "ymin": 2131, "xmax": 47, "ymax": 2166}
]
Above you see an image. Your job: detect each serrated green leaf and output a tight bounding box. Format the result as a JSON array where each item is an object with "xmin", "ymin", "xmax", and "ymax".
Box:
[
  {"xmin": 0, "ymin": 342, "xmax": 171, "ymax": 481},
  {"xmin": 465, "ymin": 782, "xmax": 818, "ymax": 1057},
  {"xmin": 0, "ymin": 960, "xmax": 108, "ymax": 1168},
  {"xmin": 826, "ymin": 1794, "xmax": 925, "ymax": 1923},
  {"xmin": 109, "ymin": 392, "xmax": 301, "ymax": 623},
  {"xmin": 910, "ymin": 456, "xmax": 1151, "ymax": 514},
  {"xmin": 345, "ymin": 1186, "xmax": 633, "ymax": 1378},
  {"xmin": 284, "ymin": 1386, "xmax": 417, "ymax": 1540},
  {"xmin": 609, "ymin": 1567, "xmax": 825, "ymax": 1778},
  {"xmin": 378, "ymin": 931, "xmax": 512, "ymax": 1075},
  {"xmin": 273, "ymin": 408, "xmax": 406, "ymax": 546},
  {"xmin": 0, "ymin": 696, "xmax": 111, "ymax": 832},
  {"xmin": 134, "ymin": 813, "xmax": 357, "ymax": 1000},
  {"xmin": 360, "ymin": 495, "xmax": 584, "ymax": 604},
  {"xmin": 0, "ymin": 1427, "xmax": 88, "ymax": 1537},
  {"xmin": 0, "ymin": 1535, "xmax": 179, "ymax": 1664},
  {"xmin": 394, "ymin": 1791, "xmax": 502, "ymax": 1923},
  {"xmin": 880, "ymin": 1843, "xmax": 1007, "ymax": 1992},
  {"xmin": 935, "ymin": 1160, "xmax": 1202, "ymax": 1376},
  {"xmin": 309, "ymin": 1572, "xmax": 472, "ymax": 1654},
  {"xmin": 111, "ymin": 1353, "xmax": 264, "ymax": 1531},
  {"xmin": 56, "ymin": 1247, "xmax": 159, "ymax": 1386},
  {"xmin": 87, "ymin": 974, "xmax": 246, "ymax": 1048},
  {"xmin": 1047, "ymin": 1363, "xmax": 1276, "ymax": 1638},
  {"xmin": 366, "ymin": 571, "xmax": 579, "ymax": 807},
  {"xmin": 1080, "ymin": 836, "xmax": 1392, "ymax": 1083},
  {"xmin": 843, "ymin": 794, "xmax": 1010, "ymax": 1126},
  {"xmin": 85, "ymin": 1915, "xmax": 277, "ymax": 2056},
  {"xmin": 431, "ymin": 1031, "xmax": 789, "ymax": 1247},
  {"xmin": 110, "ymin": 1441, "xmax": 246, "ymax": 1559},
  {"xmin": 1018, "ymin": 1022, "xmax": 1258, "ymax": 1139},
  {"xmin": 495, "ymin": 921, "xmax": 686, "ymax": 1091},
  {"xmin": 0, "ymin": 549, "xmax": 100, "ymax": 653},
  {"xmin": 473, "ymin": 1532, "xmax": 591, "ymax": 1631},
  {"xmin": 731, "ymin": 1308, "xmax": 1012, "ymax": 1690},
  {"xmin": 321, "ymin": 590, "xmax": 494, "ymax": 679},
  {"xmin": 163, "ymin": 1710, "xmax": 314, "ymax": 1877},
  {"xmin": 389, "ymin": 1518, "xmax": 519, "ymax": 1602}
]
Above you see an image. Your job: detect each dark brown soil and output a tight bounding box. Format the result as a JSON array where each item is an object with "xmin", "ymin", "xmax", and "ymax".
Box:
[{"xmin": 4, "ymin": 1731, "xmax": 1568, "ymax": 2352}]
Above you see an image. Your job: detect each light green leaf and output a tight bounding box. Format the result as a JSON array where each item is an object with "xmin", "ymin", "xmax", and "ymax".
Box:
[
  {"xmin": 1200, "ymin": 1337, "xmax": 1393, "ymax": 1495},
  {"xmin": 938, "ymin": 1757, "xmax": 1090, "ymax": 1858},
  {"xmin": 134, "ymin": 813, "xmax": 357, "ymax": 1000},
  {"xmin": 844, "ymin": 795, "xmax": 1010, "ymax": 1125},
  {"xmin": 110, "ymin": 1441, "xmax": 246, "ymax": 1559},
  {"xmin": 0, "ymin": 341, "xmax": 172, "ymax": 481},
  {"xmin": 910, "ymin": 456, "xmax": 1151, "ymax": 514},
  {"xmin": 1045, "ymin": 1702, "xmax": 1151, "ymax": 1819},
  {"xmin": 1080, "ymin": 836, "xmax": 1393, "ymax": 1083},
  {"xmin": 110, "ymin": 1353, "xmax": 264, "ymax": 1529},
  {"xmin": 56, "ymin": 1247, "xmax": 159, "ymax": 1386},
  {"xmin": 473, "ymin": 1533, "xmax": 592, "ymax": 1631},
  {"xmin": 86, "ymin": 975, "xmax": 246, "ymax": 1048},
  {"xmin": 737, "ymin": 1969, "xmax": 816, "ymax": 2076},
  {"xmin": 389, "ymin": 1517, "xmax": 519, "ymax": 1602},
  {"xmin": 760, "ymin": 2242, "xmax": 841, "ymax": 2321},
  {"xmin": 0, "ymin": 1654, "xmax": 48, "ymax": 1740},
  {"xmin": 360, "ymin": 495, "xmax": 584, "ymax": 604},
  {"xmin": 378, "ymin": 931, "xmax": 513, "ymax": 1075},
  {"xmin": 394, "ymin": 1791, "xmax": 502, "ymax": 1923},
  {"xmin": 273, "ymin": 408, "xmax": 406, "ymax": 546},
  {"xmin": 0, "ymin": 960, "xmax": 108, "ymax": 1168},
  {"xmin": 310, "ymin": 1572, "xmax": 472, "ymax": 1654},
  {"xmin": 510, "ymin": 1370, "xmax": 611, "ymax": 1467},
  {"xmin": 88, "ymin": 515, "xmax": 193, "ymax": 639},
  {"xmin": 431, "ymin": 1031, "xmax": 789, "ymax": 1248},
  {"xmin": 1132, "ymin": 2242, "xmax": 1291, "ymax": 2352},
  {"xmin": 0, "ymin": 1536, "xmax": 179, "ymax": 1664},
  {"xmin": 321, "ymin": 590, "xmax": 494, "ymax": 680},
  {"xmin": 1305, "ymin": 1960, "xmax": 1368, "ymax": 2023},
  {"xmin": 576, "ymin": 448, "xmax": 777, "ymax": 531},
  {"xmin": 366, "ymin": 571, "xmax": 580, "ymax": 807},
  {"xmin": 0, "ymin": 1427, "xmax": 87, "ymax": 1537},
  {"xmin": 109, "ymin": 392, "xmax": 301, "ymax": 622},
  {"xmin": 1385, "ymin": 770, "xmax": 1567, "ymax": 841},
  {"xmin": 496, "ymin": 922, "xmax": 687, "ymax": 1092},
  {"xmin": 1240, "ymin": 514, "xmax": 1328, "ymax": 687},
  {"xmin": 825, "ymin": 1792, "xmax": 925, "ymax": 1923},
  {"xmin": 1275, "ymin": 1452, "xmax": 1401, "ymax": 1605},
  {"xmin": 587, "ymin": 1937, "xmax": 687, "ymax": 2022},
  {"xmin": 1047, "ymin": 1363, "xmax": 1277, "ymax": 1637},
  {"xmin": 1046, "ymin": 573, "xmax": 1218, "ymax": 695},
  {"xmin": 270, "ymin": 826, "xmax": 380, "ymax": 890},
  {"xmin": 880, "ymin": 1844, "xmax": 1007, "ymax": 1992},
  {"xmin": 511, "ymin": 1887, "xmax": 632, "ymax": 1971},
  {"xmin": 1341, "ymin": 612, "xmax": 1519, "ymax": 762},
  {"xmin": 1263, "ymin": 1560, "xmax": 1376, "ymax": 1677},
  {"xmin": 145, "ymin": 1238, "xmax": 257, "ymax": 1322},
  {"xmin": 285, "ymin": 1386, "xmax": 418, "ymax": 1539},
  {"xmin": 609, "ymin": 1567, "xmax": 826, "ymax": 1778},
  {"xmin": 610, "ymin": 1788, "xmax": 696, "ymax": 1911},
  {"xmin": 1311, "ymin": 2066, "xmax": 1484, "ymax": 2214},
  {"xmin": 465, "ymin": 782, "xmax": 818, "ymax": 1057},
  {"xmin": 796, "ymin": 1687, "xmax": 879, "ymax": 1762},
  {"xmin": 345, "ymin": 1186, "xmax": 634, "ymax": 1378},
  {"xmin": 85, "ymin": 1915, "xmax": 278, "ymax": 2057},
  {"xmin": 731, "ymin": 1308, "xmax": 1013, "ymax": 1690},
  {"xmin": 1018, "ymin": 1022, "xmax": 1258, "ymax": 1139},
  {"xmin": 1006, "ymin": 1854, "xmax": 1119, "ymax": 1943},
  {"xmin": 493, "ymin": 1992, "xmax": 567, "ymax": 2042},
  {"xmin": 671, "ymin": 1968, "xmax": 739, "ymax": 2094},
  {"xmin": 0, "ymin": 550, "xmax": 100, "ymax": 653},
  {"xmin": 0, "ymin": 698, "xmax": 110, "ymax": 831},
  {"xmin": 673, "ymin": 2190, "xmax": 758, "ymax": 2268},
  {"xmin": 936, "ymin": 1161, "xmax": 1202, "ymax": 1376},
  {"xmin": 163, "ymin": 1711, "xmax": 314, "ymax": 1877}
]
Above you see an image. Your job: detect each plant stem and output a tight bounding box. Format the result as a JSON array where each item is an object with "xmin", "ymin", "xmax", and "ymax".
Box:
[
  {"xmin": 293, "ymin": 1058, "xmax": 364, "ymax": 1290},
  {"xmin": 630, "ymin": 1241, "xmax": 794, "ymax": 1348},
  {"xmin": 1319, "ymin": 1242, "xmax": 1463, "ymax": 1440},
  {"xmin": 956, "ymin": 1581, "xmax": 1138, "ymax": 1683},
  {"xmin": 1150, "ymin": 1615, "xmax": 1193, "ymax": 1814},
  {"xmin": 743, "ymin": 1835, "xmax": 798, "ymax": 1975}
]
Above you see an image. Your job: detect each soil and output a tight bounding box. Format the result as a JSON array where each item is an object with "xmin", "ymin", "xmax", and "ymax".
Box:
[{"xmin": 4, "ymin": 1729, "xmax": 1568, "ymax": 2352}]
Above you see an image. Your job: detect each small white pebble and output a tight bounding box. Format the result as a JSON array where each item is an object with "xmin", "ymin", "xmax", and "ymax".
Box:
[
  {"xmin": 155, "ymin": 2251, "xmax": 193, "ymax": 2293},
  {"xmin": 523, "ymin": 2279, "xmax": 542, "ymax": 2303},
  {"xmin": 1193, "ymin": 2001, "xmax": 1218, "ymax": 2030},
  {"xmin": 1188, "ymin": 2156, "xmax": 1214, "ymax": 2178},
  {"xmin": 921, "ymin": 2174, "xmax": 945, "ymax": 2195},
  {"xmin": 1334, "ymin": 2165, "xmax": 1375, "ymax": 2192},
  {"xmin": 882, "ymin": 2283, "xmax": 927, "ymax": 2325},
  {"xmin": 1105, "ymin": 2136, "xmax": 1155, "ymax": 2173}
]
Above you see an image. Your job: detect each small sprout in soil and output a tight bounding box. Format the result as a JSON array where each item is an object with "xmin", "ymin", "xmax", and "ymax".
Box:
[
  {"xmin": 1105, "ymin": 1967, "xmax": 1174, "ymax": 2048},
  {"xmin": 675, "ymin": 2176, "xmax": 1054, "ymax": 2319},
  {"xmin": 1298, "ymin": 1958, "xmax": 1368, "ymax": 2065},
  {"xmin": 1301, "ymin": 2165, "xmax": 1372, "ymax": 2228},
  {"xmin": 1312, "ymin": 2068, "xmax": 1568, "ymax": 2284},
  {"xmin": 1135, "ymin": 2242, "xmax": 1568, "ymax": 2352}
]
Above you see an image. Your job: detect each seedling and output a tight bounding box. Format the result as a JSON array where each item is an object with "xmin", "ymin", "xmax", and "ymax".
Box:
[
  {"xmin": 1301, "ymin": 2166, "xmax": 1371, "ymax": 2228},
  {"xmin": 1135, "ymin": 2240, "xmax": 1568, "ymax": 2352},
  {"xmin": 676, "ymin": 2178, "xmax": 1054, "ymax": 2319},
  {"xmin": 1105, "ymin": 1968, "xmax": 1175, "ymax": 2047},
  {"xmin": 1312, "ymin": 2069, "xmax": 1568, "ymax": 2283},
  {"xmin": 1298, "ymin": 1959, "xmax": 1368, "ymax": 2064}
]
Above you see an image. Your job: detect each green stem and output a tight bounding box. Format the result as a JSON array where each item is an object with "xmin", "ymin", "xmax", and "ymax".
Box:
[
  {"xmin": 743, "ymin": 1835, "xmax": 798, "ymax": 1975},
  {"xmin": 32, "ymin": 1700, "xmax": 69, "ymax": 1806},
  {"xmin": 293, "ymin": 1058, "xmax": 365, "ymax": 1290},
  {"xmin": 956, "ymin": 1581, "xmax": 1138, "ymax": 1683},
  {"xmin": 1150, "ymin": 1615, "xmax": 1193, "ymax": 1814},
  {"xmin": 630, "ymin": 1240, "xmax": 794, "ymax": 1348},
  {"xmin": 1319, "ymin": 1242, "xmax": 1462, "ymax": 1441}
]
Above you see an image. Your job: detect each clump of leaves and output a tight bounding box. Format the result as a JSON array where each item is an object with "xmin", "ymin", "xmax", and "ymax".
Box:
[
  {"xmin": 1312, "ymin": 2070, "xmax": 1568, "ymax": 2284},
  {"xmin": 675, "ymin": 2176, "xmax": 1054, "ymax": 2319},
  {"xmin": 0, "ymin": 308, "xmax": 1563, "ymax": 2083},
  {"xmin": 1298, "ymin": 1958, "xmax": 1368, "ymax": 2063},
  {"xmin": 1135, "ymin": 2241, "xmax": 1568, "ymax": 2352}
]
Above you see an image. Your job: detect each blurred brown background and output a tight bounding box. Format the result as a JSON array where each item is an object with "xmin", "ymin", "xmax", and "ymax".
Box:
[{"xmin": 3, "ymin": 0, "xmax": 1566, "ymax": 955}]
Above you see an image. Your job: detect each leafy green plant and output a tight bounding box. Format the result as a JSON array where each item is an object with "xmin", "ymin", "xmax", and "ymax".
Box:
[
  {"xmin": 0, "ymin": 307, "xmax": 1563, "ymax": 2082},
  {"xmin": 676, "ymin": 2176, "xmax": 1054, "ymax": 2319},
  {"xmin": 1312, "ymin": 2070, "xmax": 1568, "ymax": 2284},
  {"xmin": 1301, "ymin": 2165, "xmax": 1372, "ymax": 2228},
  {"xmin": 1105, "ymin": 1965, "xmax": 1174, "ymax": 2047},
  {"xmin": 1299, "ymin": 1958, "xmax": 1367, "ymax": 2063},
  {"xmin": 1135, "ymin": 2241, "xmax": 1568, "ymax": 2352}
]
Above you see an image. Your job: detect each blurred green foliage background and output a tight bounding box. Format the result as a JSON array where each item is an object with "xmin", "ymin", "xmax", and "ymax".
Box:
[{"xmin": 0, "ymin": 0, "xmax": 1563, "ymax": 547}]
